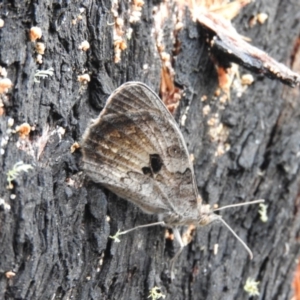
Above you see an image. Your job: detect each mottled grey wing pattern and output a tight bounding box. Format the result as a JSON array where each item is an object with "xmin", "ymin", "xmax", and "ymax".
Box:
[{"xmin": 82, "ymin": 82, "xmax": 200, "ymax": 216}]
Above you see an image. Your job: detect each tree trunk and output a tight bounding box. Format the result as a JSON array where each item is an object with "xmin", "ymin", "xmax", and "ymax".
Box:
[{"xmin": 1, "ymin": 1, "xmax": 300, "ymax": 299}]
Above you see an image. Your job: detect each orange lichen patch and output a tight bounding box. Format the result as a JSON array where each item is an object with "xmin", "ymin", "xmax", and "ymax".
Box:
[
  {"xmin": 133, "ymin": 0, "xmax": 144, "ymax": 7},
  {"xmin": 111, "ymin": 18, "xmax": 125, "ymax": 63},
  {"xmin": 78, "ymin": 40, "xmax": 90, "ymax": 51},
  {"xmin": 219, "ymin": 94, "xmax": 228, "ymax": 104},
  {"xmin": 182, "ymin": 224, "xmax": 196, "ymax": 245},
  {"xmin": 35, "ymin": 42, "xmax": 46, "ymax": 55},
  {"xmin": 207, "ymin": 115, "xmax": 218, "ymax": 126},
  {"xmin": 175, "ymin": 21, "xmax": 184, "ymax": 31},
  {"xmin": 129, "ymin": 10, "xmax": 142, "ymax": 24},
  {"xmin": 114, "ymin": 39, "xmax": 127, "ymax": 63},
  {"xmin": 0, "ymin": 66, "xmax": 7, "ymax": 77},
  {"xmin": 5, "ymin": 271, "xmax": 16, "ymax": 279},
  {"xmin": 207, "ymin": 114, "xmax": 230, "ymax": 156},
  {"xmin": 70, "ymin": 142, "xmax": 80, "ymax": 153},
  {"xmin": 115, "ymin": 17, "xmax": 124, "ymax": 27},
  {"xmin": 115, "ymin": 40, "xmax": 127, "ymax": 51},
  {"xmin": 114, "ymin": 38, "xmax": 127, "ymax": 50},
  {"xmin": 293, "ymin": 260, "xmax": 300, "ymax": 300},
  {"xmin": 0, "ymin": 78, "xmax": 13, "ymax": 94},
  {"xmin": 129, "ymin": 0, "xmax": 144, "ymax": 23},
  {"xmin": 215, "ymin": 142, "xmax": 230, "ymax": 156},
  {"xmin": 16, "ymin": 123, "xmax": 31, "ymax": 139},
  {"xmin": 209, "ymin": 121, "xmax": 228, "ymax": 140},
  {"xmin": 241, "ymin": 74, "xmax": 254, "ymax": 86},
  {"xmin": 66, "ymin": 178, "xmax": 75, "ymax": 186},
  {"xmin": 201, "ymin": 95, "xmax": 208, "ymax": 101},
  {"xmin": 8, "ymin": 118, "xmax": 14, "ymax": 127},
  {"xmin": 250, "ymin": 12, "xmax": 268, "ymax": 27},
  {"xmin": 56, "ymin": 126, "xmax": 65, "ymax": 139},
  {"xmin": 29, "ymin": 26, "xmax": 42, "ymax": 41},
  {"xmin": 165, "ymin": 229, "xmax": 174, "ymax": 240},
  {"xmin": 72, "ymin": 9, "xmax": 85, "ymax": 24},
  {"xmin": 214, "ymin": 88, "xmax": 221, "ymax": 97},
  {"xmin": 111, "ymin": 0, "xmax": 144, "ymax": 63},
  {"xmin": 232, "ymin": 71, "xmax": 255, "ymax": 97},
  {"xmin": 36, "ymin": 54, "xmax": 43, "ymax": 64},
  {"xmin": 257, "ymin": 13, "xmax": 268, "ymax": 24},
  {"xmin": 202, "ymin": 104, "xmax": 211, "ymax": 115},
  {"xmin": 77, "ymin": 74, "xmax": 90, "ymax": 83},
  {"xmin": 112, "ymin": 14, "xmax": 127, "ymax": 63}
]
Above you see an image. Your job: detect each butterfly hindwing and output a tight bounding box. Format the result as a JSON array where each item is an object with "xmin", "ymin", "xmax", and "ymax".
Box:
[{"xmin": 82, "ymin": 82, "xmax": 199, "ymax": 216}]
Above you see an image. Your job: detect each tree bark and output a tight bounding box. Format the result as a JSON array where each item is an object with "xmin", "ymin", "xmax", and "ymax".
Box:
[{"xmin": 1, "ymin": 0, "xmax": 300, "ymax": 299}]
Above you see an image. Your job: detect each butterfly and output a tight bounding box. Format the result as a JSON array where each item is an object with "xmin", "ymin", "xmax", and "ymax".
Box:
[{"xmin": 81, "ymin": 81, "xmax": 263, "ymax": 278}]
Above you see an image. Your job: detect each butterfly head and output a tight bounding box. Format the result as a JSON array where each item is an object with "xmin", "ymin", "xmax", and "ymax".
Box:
[{"xmin": 198, "ymin": 204, "xmax": 220, "ymax": 226}]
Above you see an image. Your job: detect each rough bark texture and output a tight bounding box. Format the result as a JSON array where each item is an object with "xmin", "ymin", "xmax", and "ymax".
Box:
[{"xmin": 1, "ymin": 1, "xmax": 300, "ymax": 300}]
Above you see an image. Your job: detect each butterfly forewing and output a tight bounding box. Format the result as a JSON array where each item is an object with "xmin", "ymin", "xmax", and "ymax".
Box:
[{"xmin": 82, "ymin": 82, "xmax": 200, "ymax": 216}]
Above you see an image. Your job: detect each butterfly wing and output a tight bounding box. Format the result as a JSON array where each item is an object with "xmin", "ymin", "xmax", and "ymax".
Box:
[{"xmin": 82, "ymin": 82, "xmax": 200, "ymax": 217}]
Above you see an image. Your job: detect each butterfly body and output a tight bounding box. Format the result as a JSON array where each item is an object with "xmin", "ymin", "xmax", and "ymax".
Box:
[{"xmin": 82, "ymin": 82, "xmax": 218, "ymax": 227}]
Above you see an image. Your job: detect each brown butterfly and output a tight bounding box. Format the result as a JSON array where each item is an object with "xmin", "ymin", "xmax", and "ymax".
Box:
[{"xmin": 81, "ymin": 82, "xmax": 263, "ymax": 278}]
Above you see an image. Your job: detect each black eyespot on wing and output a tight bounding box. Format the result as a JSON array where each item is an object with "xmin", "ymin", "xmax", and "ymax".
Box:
[
  {"xmin": 150, "ymin": 154, "xmax": 163, "ymax": 173},
  {"xmin": 167, "ymin": 145, "xmax": 182, "ymax": 158},
  {"xmin": 142, "ymin": 167, "xmax": 153, "ymax": 176}
]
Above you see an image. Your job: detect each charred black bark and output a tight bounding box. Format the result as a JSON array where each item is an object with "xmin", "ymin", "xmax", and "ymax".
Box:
[{"xmin": 0, "ymin": 1, "xmax": 300, "ymax": 300}]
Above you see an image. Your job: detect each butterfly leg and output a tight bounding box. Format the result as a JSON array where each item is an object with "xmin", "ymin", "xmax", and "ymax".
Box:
[
  {"xmin": 170, "ymin": 227, "xmax": 185, "ymax": 280},
  {"xmin": 110, "ymin": 221, "xmax": 166, "ymax": 242}
]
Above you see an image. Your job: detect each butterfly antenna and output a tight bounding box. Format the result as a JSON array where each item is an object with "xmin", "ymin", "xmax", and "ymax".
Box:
[
  {"xmin": 213, "ymin": 199, "xmax": 264, "ymax": 212},
  {"xmin": 218, "ymin": 217, "xmax": 253, "ymax": 259}
]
